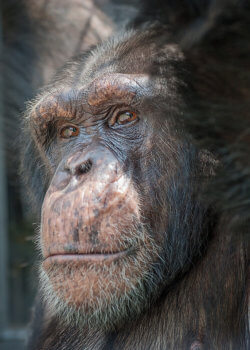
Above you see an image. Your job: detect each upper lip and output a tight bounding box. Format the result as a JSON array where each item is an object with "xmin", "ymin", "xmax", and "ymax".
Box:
[{"xmin": 49, "ymin": 251, "xmax": 126, "ymax": 256}]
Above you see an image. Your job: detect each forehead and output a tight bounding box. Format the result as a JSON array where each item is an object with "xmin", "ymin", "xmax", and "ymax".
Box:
[{"xmin": 29, "ymin": 30, "xmax": 184, "ymax": 125}]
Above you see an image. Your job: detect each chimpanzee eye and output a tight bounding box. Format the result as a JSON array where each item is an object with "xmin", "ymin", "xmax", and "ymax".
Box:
[
  {"xmin": 108, "ymin": 110, "xmax": 139, "ymax": 127},
  {"xmin": 59, "ymin": 126, "xmax": 80, "ymax": 139},
  {"xmin": 116, "ymin": 111, "xmax": 138, "ymax": 125}
]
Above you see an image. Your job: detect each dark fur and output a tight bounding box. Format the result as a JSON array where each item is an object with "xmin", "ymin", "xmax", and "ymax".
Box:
[{"xmin": 2, "ymin": 0, "xmax": 249, "ymax": 349}]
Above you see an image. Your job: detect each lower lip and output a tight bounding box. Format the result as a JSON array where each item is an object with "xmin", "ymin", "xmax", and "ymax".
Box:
[{"xmin": 43, "ymin": 250, "xmax": 129, "ymax": 264}]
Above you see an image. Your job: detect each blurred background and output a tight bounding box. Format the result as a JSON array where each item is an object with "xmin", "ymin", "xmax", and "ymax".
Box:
[
  {"xmin": 0, "ymin": 26, "xmax": 36, "ymax": 349},
  {"xmin": 0, "ymin": 8, "xmax": 35, "ymax": 350},
  {"xmin": 0, "ymin": 76, "xmax": 35, "ymax": 349}
]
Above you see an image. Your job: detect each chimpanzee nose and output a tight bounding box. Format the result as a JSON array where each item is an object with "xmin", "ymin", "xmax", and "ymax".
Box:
[
  {"xmin": 65, "ymin": 157, "xmax": 93, "ymax": 177},
  {"xmin": 52, "ymin": 146, "xmax": 121, "ymax": 192},
  {"xmin": 73, "ymin": 159, "xmax": 92, "ymax": 176}
]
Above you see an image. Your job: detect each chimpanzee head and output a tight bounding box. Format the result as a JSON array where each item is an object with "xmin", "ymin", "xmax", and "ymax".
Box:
[{"xmin": 23, "ymin": 27, "xmax": 213, "ymax": 329}]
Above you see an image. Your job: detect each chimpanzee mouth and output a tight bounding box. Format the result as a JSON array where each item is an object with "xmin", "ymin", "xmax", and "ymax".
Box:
[{"xmin": 43, "ymin": 249, "xmax": 133, "ymax": 264}]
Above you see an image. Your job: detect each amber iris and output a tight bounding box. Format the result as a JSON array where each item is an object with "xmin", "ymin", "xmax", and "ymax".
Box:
[
  {"xmin": 116, "ymin": 111, "xmax": 138, "ymax": 125},
  {"xmin": 60, "ymin": 126, "xmax": 79, "ymax": 139}
]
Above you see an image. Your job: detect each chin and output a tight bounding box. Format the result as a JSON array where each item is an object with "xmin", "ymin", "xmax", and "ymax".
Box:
[{"xmin": 39, "ymin": 224, "xmax": 164, "ymax": 330}]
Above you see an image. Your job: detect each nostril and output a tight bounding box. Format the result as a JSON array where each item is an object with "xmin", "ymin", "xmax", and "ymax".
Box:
[{"xmin": 75, "ymin": 159, "xmax": 92, "ymax": 176}]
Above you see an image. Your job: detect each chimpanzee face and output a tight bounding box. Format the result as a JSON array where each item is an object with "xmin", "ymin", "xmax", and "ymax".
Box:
[{"xmin": 26, "ymin": 29, "xmax": 210, "ymax": 329}]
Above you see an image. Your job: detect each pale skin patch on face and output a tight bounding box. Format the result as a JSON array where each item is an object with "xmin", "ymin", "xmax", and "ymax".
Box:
[
  {"xmin": 41, "ymin": 148, "xmax": 141, "ymax": 258},
  {"xmin": 42, "ymin": 176, "xmax": 140, "ymax": 256},
  {"xmin": 40, "ymin": 144, "xmax": 163, "ymax": 316}
]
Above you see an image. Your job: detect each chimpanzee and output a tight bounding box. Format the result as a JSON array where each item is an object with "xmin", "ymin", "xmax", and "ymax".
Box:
[{"xmin": 3, "ymin": 0, "xmax": 250, "ymax": 349}]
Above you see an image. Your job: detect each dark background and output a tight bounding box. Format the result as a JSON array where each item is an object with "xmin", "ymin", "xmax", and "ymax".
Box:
[{"xmin": 0, "ymin": 13, "xmax": 35, "ymax": 350}]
